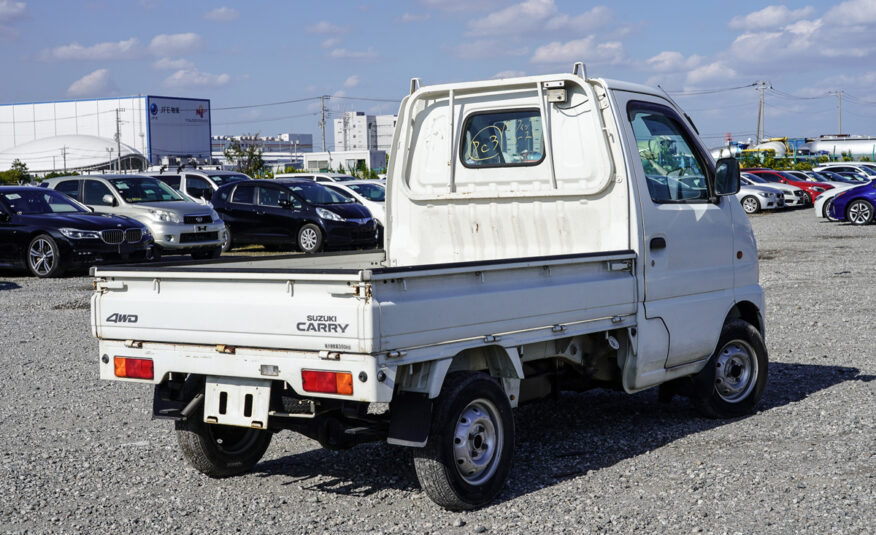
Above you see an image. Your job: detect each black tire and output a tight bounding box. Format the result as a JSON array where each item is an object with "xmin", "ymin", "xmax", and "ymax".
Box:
[
  {"xmin": 191, "ymin": 247, "xmax": 222, "ymax": 260},
  {"xmin": 846, "ymin": 199, "xmax": 874, "ymax": 225},
  {"xmin": 220, "ymin": 225, "xmax": 233, "ymax": 253},
  {"xmin": 692, "ymin": 319, "xmax": 768, "ymax": 419},
  {"xmin": 823, "ymin": 199, "xmax": 838, "ymax": 221},
  {"xmin": 175, "ymin": 408, "xmax": 272, "ymax": 478},
  {"xmin": 26, "ymin": 234, "xmax": 64, "ymax": 278},
  {"xmin": 740, "ymin": 196, "xmax": 760, "ymax": 214},
  {"xmin": 297, "ymin": 223, "xmax": 324, "ymax": 253},
  {"xmin": 413, "ymin": 372, "xmax": 514, "ymax": 511}
]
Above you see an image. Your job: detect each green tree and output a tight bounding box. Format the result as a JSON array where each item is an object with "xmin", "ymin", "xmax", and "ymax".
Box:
[
  {"xmin": 223, "ymin": 135, "xmax": 266, "ymax": 178},
  {"xmin": 0, "ymin": 159, "xmax": 31, "ymax": 184}
]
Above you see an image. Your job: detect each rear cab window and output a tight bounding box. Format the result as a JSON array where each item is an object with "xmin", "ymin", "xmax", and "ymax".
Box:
[{"xmin": 461, "ymin": 109, "xmax": 544, "ymax": 168}]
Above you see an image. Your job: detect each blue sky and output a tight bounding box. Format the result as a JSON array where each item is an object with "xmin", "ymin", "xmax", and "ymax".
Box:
[{"xmin": 2, "ymin": 0, "xmax": 876, "ymax": 149}]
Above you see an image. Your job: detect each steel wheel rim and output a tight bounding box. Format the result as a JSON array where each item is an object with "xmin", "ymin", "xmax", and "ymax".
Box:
[
  {"xmin": 452, "ymin": 398, "xmax": 503, "ymax": 485},
  {"xmin": 849, "ymin": 202, "xmax": 871, "ymax": 224},
  {"xmin": 29, "ymin": 239, "xmax": 55, "ymax": 276},
  {"xmin": 300, "ymin": 228, "xmax": 318, "ymax": 250},
  {"xmin": 742, "ymin": 197, "xmax": 758, "ymax": 213},
  {"xmin": 207, "ymin": 424, "xmax": 261, "ymax": 455},
  {"xmin": 714, "ymin": 339, "xmax": 758, "ymax": 403}
]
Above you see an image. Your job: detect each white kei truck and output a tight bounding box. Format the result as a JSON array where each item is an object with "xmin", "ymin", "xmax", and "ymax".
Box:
[{"xmin": 92, "ymin": 64, "xmax": 768, "ymax": 511}]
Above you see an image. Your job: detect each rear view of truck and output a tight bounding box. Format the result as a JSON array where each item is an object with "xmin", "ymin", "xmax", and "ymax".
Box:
[{"xmin": 93, "ymin": 65, "xmax": 767, "ymax": 510}]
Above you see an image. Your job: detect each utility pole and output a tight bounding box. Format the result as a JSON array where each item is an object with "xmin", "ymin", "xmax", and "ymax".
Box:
[
  {"xmin": 106, "ymin": 147, "xmax": 115, "ymax": 171},
  {"xmin": 61, "ymin": 146, "xmax": 68, "ymax": 173},
  {"xmin": 319, "ymin": 95, "xmax": 329, "ymax": 152},
  {"xmin": 754, "ymin": 81, "xmax": 768, "ymax": 144},
  {"xmin": 833, "ymin": 90, "xmax": 844, "ymax": 135},
  {"xmin": 115, "ymin": 108, "xmax": 125, "ymax": 173}
]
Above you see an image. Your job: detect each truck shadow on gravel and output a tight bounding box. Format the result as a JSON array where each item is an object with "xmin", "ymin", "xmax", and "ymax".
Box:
[{"xmin": 252, "ymin": 362, "xmax": 870, "ymax": 505}]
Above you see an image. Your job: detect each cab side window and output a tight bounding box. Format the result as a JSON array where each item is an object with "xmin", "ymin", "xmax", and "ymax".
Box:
[
  {"xmin": 55, "ymin": 180, "xmax": 81, "ymax": 201},
  {"xmin": 83, "ymin": 180, "xmax": 115, "ymax": 206},
  {"xmin": 256, "ymin": 186, "xmax": 290, "ymax": 207},
  {"xmin": 157, "ymin": 175, "xmax": 181, "ymax": 189},
  {"xmin": 186, "ymin": 176, "xmax": 213, "ymax": 200},
  {"xmin": 628, "ymin": 103, "xmax": 710, "ymax": 203},
  {"xmin": 231, "ymin": 184, "xmax": 255, "ymax": 204}
]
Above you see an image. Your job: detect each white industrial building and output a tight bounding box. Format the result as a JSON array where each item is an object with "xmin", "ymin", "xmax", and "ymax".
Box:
[
  {"xmin": 212, "ymin": 133, "xmax": 313, "ymax": 170},
  {"xmin": 301, "ymin": 149, "xmax": 387, "ymax": 173},
  {"xmin": 333, "ymin": 111, "xmax": 396, "ymax": 152},
  {"xmin": 0, "ymin": 95, "xmax": 211, "ymax": 173}
]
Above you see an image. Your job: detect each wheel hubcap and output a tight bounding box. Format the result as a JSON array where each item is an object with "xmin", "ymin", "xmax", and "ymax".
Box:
[
  {"xmin": 743, "ymin": 198, "xmax": 758, "ymax": 213},
  {"xmin": 300, "ymin": 228, "xmax": 318, "ymax": 250},
  {"xmin": 452, "ymin": 399, "xmax": 503, "ymax": 485},
  {"xmin": 29, "ymin": 239, "xmax": 55, "ymax": 275},
  {"xmin": 850, "ymin": 202, "xmax": 871, "ymax": 224},
  {"xmin": 714, "ymin": 339, "xmax": 758, "ymax": 403}
]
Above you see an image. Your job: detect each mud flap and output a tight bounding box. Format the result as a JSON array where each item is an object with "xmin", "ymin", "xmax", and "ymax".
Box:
[{"xmin": 387, "ymin": 391, "xmax": 432, "ymax": 447}]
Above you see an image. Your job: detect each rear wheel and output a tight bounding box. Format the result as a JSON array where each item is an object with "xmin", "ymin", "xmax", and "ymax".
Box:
[
  {"xmin": 741, "ymin": 196, "xmax": 760, "ymax": 214},
  {"xmin": 297, "ymin": 224, "xmax": 324, "ymax": 253},
  {"xmin": 692, "ymin": 320, "xmax": 768, "ymax": 418},
  {"xmin": 220, "ymin": 225, "xmax": 233, "ymax": 252},
  {"xmin": 413, "ymin": 372, "xmax": 514, "ymax": 511},
  {"xmin": 175, "ymin": 408, "xmax": 272, "ymax": 477},
  {"xmin": 27, "ymin": 234, "xmax": 64, "ymax": 278},
  {"xmin": 847, "ymin": 199, "xmax": 874, "ymax": 225}
]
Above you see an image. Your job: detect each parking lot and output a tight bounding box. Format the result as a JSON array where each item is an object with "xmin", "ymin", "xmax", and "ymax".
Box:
[{"xmin": 0, "ymin": 207, "xmax": 873, "ymax": 534}]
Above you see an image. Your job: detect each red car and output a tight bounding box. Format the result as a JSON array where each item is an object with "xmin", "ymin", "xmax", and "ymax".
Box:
[{"xmin": 742, "ymin": 168, "xmax": 832, "ymax": 203}]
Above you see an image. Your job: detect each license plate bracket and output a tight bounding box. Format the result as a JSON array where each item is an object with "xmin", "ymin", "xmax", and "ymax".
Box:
[{"xmin": 204, "ymin": 376, "xmax": 272, "ymax": 429}]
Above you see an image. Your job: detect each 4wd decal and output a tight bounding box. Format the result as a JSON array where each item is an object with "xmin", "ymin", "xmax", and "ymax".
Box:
[
  {"xmin": 297, "ymin": 315, "xmax": 349, "ymax": 334},
  {"xmin": 106, "ymin": 313, "xmax": 138, "ymax": 324}
]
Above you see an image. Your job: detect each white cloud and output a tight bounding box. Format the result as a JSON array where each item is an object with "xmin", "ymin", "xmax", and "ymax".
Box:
[
  {"xmin": 452, "ymin": 39, "xmax": 529, "ymax": 59},
  {"xmin": 308, "ymin": 21, "xmax": 347, "ymax": 34},
  {"xmin": 67, "ymin": 68, "xmax": 117, "ymax": 96},
  {"xmin": 530, "ymin": 36, "xmax": 624, "ymax": 65},
  {"xmin": 0, "ymin": 0, "xmax": 27, "ymax": 21},
  {"xmin": 321, "ymin": 38, "xmax": 340, "ymax": 48},
  {"xmin": 148, "ymin": 33, "xmax": 204, "ymax": 56},
  {"xmin": 163, "ymin": 68, "xmax": 231, "ymax": 88},
  {"xmin": 545, "ymin": 6, "xmax": 612, "ymax": 32},
  {"xmin": 152, "ymin": 57, "xmax": 194, "ymax": 70},
  {"xmin": 41, "ymin": 38, "xmax": 141, "ymax": 61},
  {"xmin": 685, "ymin": 61, "xmax": 737, "ymax": 85},
  {"xmin": 823, "ymin": 0, "xmax": 876, "ymax": 25},
  {"xmin": 728, "ymin": 5, "xmax": 816, "ymax": 30},
  {"xmin": 467, "ymin": 0, "xmax": 611, "ymax": 37},
  {"xmin": 329, "ymin": 47, "xmax": 378, "ymax": 60},
  {"xmin": 343, "ymin": 75, "xmax": 360, "ymax": 88},
  {"xmin": 646, "ymin": 51, "xmax": 703, "ymax": 73},
  {"xmin": 397, "ymin": 12, "xmax": 430, "ymax": 23},
  {"xmin": 204, "ymin": 6, "xmax": 239, "ymax": 22},
  {"xmin": 492, "ymin": 70, "xmax": 527, "ymax": 79}
]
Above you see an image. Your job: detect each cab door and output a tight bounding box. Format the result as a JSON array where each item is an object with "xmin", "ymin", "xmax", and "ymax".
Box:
[{"xmin": 617, "ymin": 93, "xmax": 736, "ymax": 368}]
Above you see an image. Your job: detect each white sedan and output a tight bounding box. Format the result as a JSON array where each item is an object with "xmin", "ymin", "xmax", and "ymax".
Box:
[
  {"xmin": 321, "ymin": 180, "xmax": 386, "ymax": 226},
  {"xmin": 736, "ymin": 184, "xmax": 784, "ymax": 214},
  {"xmin": 741, "ymin": 173, "xmax": 808, "ymax": 207}
]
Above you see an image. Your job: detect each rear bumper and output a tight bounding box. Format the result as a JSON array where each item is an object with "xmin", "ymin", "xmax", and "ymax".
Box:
[{"xmin": 97, "ymin": 339, "xmax": 395, "ymax": 403}]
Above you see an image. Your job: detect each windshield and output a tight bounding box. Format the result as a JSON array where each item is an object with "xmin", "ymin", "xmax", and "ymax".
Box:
[
  {"xmin": 284, "ymin": 182, "xmax": 354, "ymax": 204},
  {"xmin": 821, "ymin": 172, "xmax": 859, "ymax": 184},
  {"xmin": 751, "ymin": 172, "xmax": 781, "ymax": 183},
  {"xmin": 330, "ymin": 175, "xmax": 358, "ymax": 182},
  {"xmin": 209, "ymin": 174, "xmax": 249, "ymax": 186},
  {"xmin": 1, "ymin": 189, "xmax": 86, "ymax": 214},
  {"xmin": 109, "ymin": 178, "xmax": 184, "ymax": 203},
  {"xmin": 742, "ymin": 174, "xmax": 768, "ymax": 184},
  {"xmin": 346, "ymin": 183, "xmax": 385, "ymax": 202}
]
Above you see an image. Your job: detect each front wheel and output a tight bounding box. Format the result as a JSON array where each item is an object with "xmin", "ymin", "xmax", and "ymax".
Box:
[
  {"xmin": 847, "ymin": 199, "xmax": 874, "ymax": 225},
  {"xmin": 27, "ymin": 234, "xmax": 64, "ymax": 278},
  {"xmin": 692, "ymin": 320, "xmax": 768, "ymax": 418},
  {"xmin": 175, "ymin": 410, "xmax": 272, "ymax": 478},
  {"xmin": 297, "ymin": 223, "xmax": 324, "ymax": 253},
  {"xmin": 822, "ymin": 199, "xmax": 838, "ymax": 221},
  {"xmin": 220, "ymin": 225, "xmax": 233, "ymax": 253},
  {"xmin": 413, "ymin": 372, "xmax": 514, "ymax": 511},
  {"xmin": 741, "ymin": 196, "xmax": 760, "ymax": 214}
]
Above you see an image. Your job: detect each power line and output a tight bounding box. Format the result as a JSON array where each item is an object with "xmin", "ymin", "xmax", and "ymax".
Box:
[{"xmin": 667, "ymin": 83, "xmax": 757, "ymax": 96}]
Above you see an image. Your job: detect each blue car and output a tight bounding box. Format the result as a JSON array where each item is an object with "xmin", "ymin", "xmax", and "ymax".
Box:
[{"xmin": 828, "ymin": 182, "xmax": 876, "ymax": 225}]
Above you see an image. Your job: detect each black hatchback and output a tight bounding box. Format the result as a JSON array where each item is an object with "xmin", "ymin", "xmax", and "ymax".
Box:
[
  {"xmin": 0, "ymin": 186, "xmax": 153, "ymax": 277},
  {"xmin": 212, "ymin": 180, "xmax": 378, "ymax": 253}
]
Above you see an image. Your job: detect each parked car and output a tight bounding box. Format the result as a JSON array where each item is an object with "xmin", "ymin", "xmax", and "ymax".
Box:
[
  {"xmin": 149, "ymin": 168, "xmax": 252, "ymax": 204},
  {"xmin": 784, "ymin": 170, "xmax": 854, "ymax": 189},
  {"xmin": 742, "ymin": 168, "xmax": 832, "ymax": 203},
  {"xmin": 273, "ymin": 172, "xmax": 359, "ymax": 183},
  {"xmin": 741, "ymin": 173, "xmax": 808, "ymax": 207},
  {"xmin": 827, "ymin": 181, "xmax": 876, "ymax": 225},
  {"xmin": 0, "ymin": 186, "xmax": 152, "ymax": 277},
  {"xmin": 320, "ymin": 180, "xmax": 386, "ymax": 226},
  {"xmin": 736, "ymin": 183, "xmax": 784, "ymax": 214},
  {"xmin": 813, "ymin": 162, "xmax": 876, "ymax": 179},
  {"xmin": 41, "ymin": 174, "xmax": 225, "ymax": 259},
  {"xmin": 212, "ymin": 179, "xmax": 379, "ymax": 253}
]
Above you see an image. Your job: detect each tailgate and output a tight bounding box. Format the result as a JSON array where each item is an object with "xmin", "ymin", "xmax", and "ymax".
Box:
[{"xmin": 92, "ymin": 270, "xmax": 376, "ymax": 353}]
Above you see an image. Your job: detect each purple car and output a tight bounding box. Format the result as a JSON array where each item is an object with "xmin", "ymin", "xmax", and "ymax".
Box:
[{"xmin": 828, "ymin": 182, "xmax": 876, "ymax": 225}]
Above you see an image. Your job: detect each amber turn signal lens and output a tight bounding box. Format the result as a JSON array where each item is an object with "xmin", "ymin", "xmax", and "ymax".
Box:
[
  {"xmin": 301, "ymin": 370, "xmax": 353, "ymax": 395},
  {"xmin": 113, "ymin": 357, "xmax": 154, "ymax": 379}
]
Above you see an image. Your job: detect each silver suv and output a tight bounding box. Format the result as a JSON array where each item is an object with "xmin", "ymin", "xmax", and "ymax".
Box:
[
  {"xmin": 41, "ymin": 174, "xmax": 226, "ymax": 259},
  {"xmin": 148, "ymin": 168, "xmax": 252, "ymax": 204}
]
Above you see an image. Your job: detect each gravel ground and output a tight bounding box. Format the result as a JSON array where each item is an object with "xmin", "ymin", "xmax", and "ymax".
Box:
[{"xmin": 0, "ymin": 208, "xmax": 873, "ymax": 534}]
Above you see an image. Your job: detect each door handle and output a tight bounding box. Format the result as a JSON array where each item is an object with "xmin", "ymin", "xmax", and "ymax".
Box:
[{"xmin": 650, "ymin": 237, "xmax": 667, "ymax": 250}]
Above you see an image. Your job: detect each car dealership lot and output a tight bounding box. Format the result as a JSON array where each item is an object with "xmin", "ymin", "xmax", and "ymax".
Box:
[{"xmin": 0, "ymin": 209, "xmax": 873, "ymax": 534}]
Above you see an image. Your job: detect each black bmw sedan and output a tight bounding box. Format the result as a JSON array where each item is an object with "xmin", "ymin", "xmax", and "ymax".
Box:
[
  {"xmin": 0, "ymin": 186, "xmax": 153, "ymax": 277},
  {"xmin": 212, "ymin": 180, "xmax": 378, "ymax": 253}
]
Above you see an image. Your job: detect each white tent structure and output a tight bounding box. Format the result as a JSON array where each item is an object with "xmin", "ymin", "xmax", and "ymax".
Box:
[{"xmin": 0, "ymin": 134, "xmax": 147, "ymax": 174}]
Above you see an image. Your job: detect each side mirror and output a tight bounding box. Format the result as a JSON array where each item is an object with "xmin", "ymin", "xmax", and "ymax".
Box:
[
  {"xmin": 102, "ymin": 194, "xmax": 117, "ymax": 206},
  {"xmin": 714, "ymin": 158, "xmax": 740, "ymax": 196}
]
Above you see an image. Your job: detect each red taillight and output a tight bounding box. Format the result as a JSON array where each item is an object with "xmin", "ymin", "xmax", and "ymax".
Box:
[
  {"xmin": 301, "ymin": 370, "xmax": 353, "ymax": 395},
  {"xmin": 114, "ymin": 357, "xmax": 154, "ymax": 379}
]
